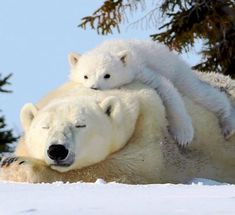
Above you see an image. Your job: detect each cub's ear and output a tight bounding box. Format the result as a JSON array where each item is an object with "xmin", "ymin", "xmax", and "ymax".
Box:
[
  {"xmin": 68, "ymin": 52, "xmax": 81, "ymax": 68},
  {"xmin": 99, "ymin": 96, "xmax": 122, "ymax": 122},
  {"xmin": 117, "ymin": 50, "xmax": 130, "ymax": 65},
  {"xmin": 20, "ymin": 103, "xmax": 38, "ymax": 132}
]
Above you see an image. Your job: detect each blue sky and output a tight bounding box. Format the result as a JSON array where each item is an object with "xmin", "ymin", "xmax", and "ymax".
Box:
[{"xmin": 0, "ymin": 0, "xmax": 201, "ymax": 135}]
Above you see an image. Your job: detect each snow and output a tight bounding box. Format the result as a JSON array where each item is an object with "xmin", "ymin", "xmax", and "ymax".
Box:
[{"xmin": 1, "ymin": 179, "xmax": 235, "ymax": 215}]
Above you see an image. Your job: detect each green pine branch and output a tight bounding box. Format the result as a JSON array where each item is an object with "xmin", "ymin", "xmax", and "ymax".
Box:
[
  {"xmin": 78, "ymin": 0, "xmax": 235, "ymax": 77},
  {"xmin": 0, "ymin": 73, "xmax": 12, "ymax": 93}
]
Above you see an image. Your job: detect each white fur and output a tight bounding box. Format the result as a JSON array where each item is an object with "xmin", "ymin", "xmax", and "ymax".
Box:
[
  {"xmin": 69, "ymin": 40, "xmax": 235, "ymax": 145},
  {"xmin": 2, "ymin": 79, "xmax": 235, "ymax": 184},
  {"xmin": 20, "ymin": 95, "xmax": 139, "ymax": 172}
]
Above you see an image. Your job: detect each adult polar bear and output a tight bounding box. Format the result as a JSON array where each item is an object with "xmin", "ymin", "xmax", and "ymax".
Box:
[{"xmin": 1, "ymin": 73, "xmax": 235, "ymax": 184}]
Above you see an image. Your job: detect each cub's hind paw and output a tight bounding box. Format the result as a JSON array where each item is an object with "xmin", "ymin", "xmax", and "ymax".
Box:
[
  {"xmin": 221, "ymin": 120, "xmax": 235, "ymax": 140},
  {"xmin": 220, "ymin": 110, "xmax": 235, "ymax": 140}
]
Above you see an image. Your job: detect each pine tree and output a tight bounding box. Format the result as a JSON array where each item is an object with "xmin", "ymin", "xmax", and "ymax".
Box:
[
  {"xmin": 0, "ymin": 74, "xmax": 17, "ymax": 153},
  {"xmin": 79, "ymin": 0, "xmax": 235, "ymax": 77}
]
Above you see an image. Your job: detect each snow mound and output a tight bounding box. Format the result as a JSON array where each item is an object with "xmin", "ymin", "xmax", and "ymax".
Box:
[{"xmin": 1, "ymin": 179, "xmax": 235, "ymax": 215}]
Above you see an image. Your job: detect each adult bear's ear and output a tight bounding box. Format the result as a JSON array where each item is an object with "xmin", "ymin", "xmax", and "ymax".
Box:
[
  {"xmin": 117, "ymin": 50, "xmax": 130, "ymax": 65},
  {"xmin": 68, "ymin": 52, "xmax": 81, "ymax": 68},
  {"xmin": 20, "ymin": 103, "xmax": 38, "ymax": 132},
  {"xmin": 99, "ymin": 96, "xmax": 122, "ymax": 122}
]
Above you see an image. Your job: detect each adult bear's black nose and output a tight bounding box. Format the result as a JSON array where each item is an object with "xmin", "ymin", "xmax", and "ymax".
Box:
[{"xmin": 47, "ymin": 144, "xmax": 69, "ymax": 161}]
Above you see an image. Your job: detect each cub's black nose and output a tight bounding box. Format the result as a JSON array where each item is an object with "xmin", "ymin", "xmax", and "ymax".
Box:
[
  {"xmin": 91, "ymin": 87, "xmax": 99, "ymax": 90},
  {"xmin": 47, "ymin": 144, "xmax": 69, "ymax": 161}
]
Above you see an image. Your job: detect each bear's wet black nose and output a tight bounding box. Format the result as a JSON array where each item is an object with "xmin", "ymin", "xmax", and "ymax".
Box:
[
  {"xmin": 91, "ymin": 87, "xmax": 99, "ymax": 90},
  {"xmin": 47, "ymin": 144, "xmax": 69, "ymax": 161}
]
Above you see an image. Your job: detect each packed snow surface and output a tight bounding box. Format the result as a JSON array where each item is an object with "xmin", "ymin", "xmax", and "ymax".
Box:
[{"xmin": 1, "ymin": 179, "xmax": 235, "ymax": 215}]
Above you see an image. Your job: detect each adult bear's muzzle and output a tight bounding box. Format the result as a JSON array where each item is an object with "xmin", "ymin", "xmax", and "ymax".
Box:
[
  {"xmin": 47, "ymin": 143, "xmax": 74, "ymax": 168},
  {"xmin": 47, "ymin": 144, "xmax": 69, "ymax": 161}
]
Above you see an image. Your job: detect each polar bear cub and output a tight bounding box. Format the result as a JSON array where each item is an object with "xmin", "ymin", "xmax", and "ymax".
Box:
[{"xmin": 69, "ymin": 40, "xmax": 235, "ymax": 146}]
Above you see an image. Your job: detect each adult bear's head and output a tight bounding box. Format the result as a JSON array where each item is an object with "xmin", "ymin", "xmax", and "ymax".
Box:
[{"xmin": 20, "ymin": 96, "xmax": 139, "ymax": 172}]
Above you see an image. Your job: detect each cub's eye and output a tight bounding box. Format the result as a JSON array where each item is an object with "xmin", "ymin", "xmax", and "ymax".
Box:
[
  {"xmin": 42, "ymin": 126, "xmax": 50, "ymax": 129},
  {"xmin": 104, "ymin": 74, "xmax": 111, "ymax": 79},
  {"xmin": 84, "ymin": 75, "xmax": 88, "ymax": 79},
  {"xmin": 75, "ymin": 124, "xmax": 86, "ymax": 128}
]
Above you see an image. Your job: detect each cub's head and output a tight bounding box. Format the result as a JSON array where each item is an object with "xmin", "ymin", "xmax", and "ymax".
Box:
[
  {"xmin": 69, "ymin": 51, "xmax": 135, "ymax": 90},
  {"xmin": 20, "ymin": 96, "xmax": 139, "ymax": 172}
]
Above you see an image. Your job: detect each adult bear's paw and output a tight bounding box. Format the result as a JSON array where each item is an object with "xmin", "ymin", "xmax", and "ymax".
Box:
[
  {"xmin": 0, "ymin": 156, "xmax": 46, "ymax": 183},
  {"xmin": 1, "ymin": 156, "xmax": 27, "ymax": 167}
]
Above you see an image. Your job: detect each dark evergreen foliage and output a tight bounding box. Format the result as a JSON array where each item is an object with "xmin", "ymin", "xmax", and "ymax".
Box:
[
  {"xmin": 0, "ymin": 74, "xmax": 17, "ymax": 152},
  {"xmin": 79, "ymin": 0, "xmax": 235, "ymax": 77}
]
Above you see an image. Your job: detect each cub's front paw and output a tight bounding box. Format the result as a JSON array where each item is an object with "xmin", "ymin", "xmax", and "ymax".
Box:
[{"xmin": 168, "ymin": 123, "xmax": 194, "ymax": 147}]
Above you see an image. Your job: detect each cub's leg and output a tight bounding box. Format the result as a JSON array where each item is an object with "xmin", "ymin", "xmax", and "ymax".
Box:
[
  {"xmin": 137, "ymin": 68, "xmax": 194, "ymax": 146},
  {"xmin": 176, "ymin": 73, "xmax": 235, "ymax": 139}
]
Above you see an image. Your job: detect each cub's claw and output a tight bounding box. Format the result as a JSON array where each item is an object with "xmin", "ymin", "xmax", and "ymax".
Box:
[{"xmin": 168, "ymin": 124, "xmax": 194, "ymax": 147}]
